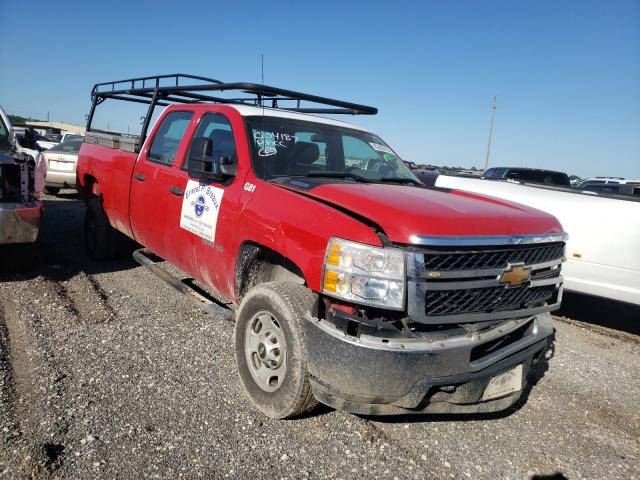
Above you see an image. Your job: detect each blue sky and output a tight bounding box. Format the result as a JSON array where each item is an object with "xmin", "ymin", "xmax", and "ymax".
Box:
[{"xmin": 1, "ymin": 0, "xmax": 638, "ymax": 178}]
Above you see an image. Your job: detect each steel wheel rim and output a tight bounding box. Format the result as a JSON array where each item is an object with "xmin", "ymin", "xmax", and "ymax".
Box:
[{"xmin": 244, "ymin": 310, "xmax": 287, "ymax": 392}]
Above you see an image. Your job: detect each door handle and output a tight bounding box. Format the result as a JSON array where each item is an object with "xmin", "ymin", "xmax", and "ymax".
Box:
[
  {"xmin": 168, "ymin": 186, "xmax": 184, "ymax": 196},
  {"xmin": 134, "ymin": 173, "xmax": 145, "ymax": 181}
]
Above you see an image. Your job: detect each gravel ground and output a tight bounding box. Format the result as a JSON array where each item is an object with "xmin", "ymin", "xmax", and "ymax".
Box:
[{"xmin": 1, "ymin": 193, "xmax": 639, "ymax": 480}]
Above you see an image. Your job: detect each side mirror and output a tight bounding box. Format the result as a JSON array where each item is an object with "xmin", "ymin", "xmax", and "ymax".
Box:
[
  {"xmin": 187, "ymin": 137, "xmax": 236, "ymax": 181},
  {"xmin": 213, "ymin": 155, "xmax": 236, "ymax": 177}
]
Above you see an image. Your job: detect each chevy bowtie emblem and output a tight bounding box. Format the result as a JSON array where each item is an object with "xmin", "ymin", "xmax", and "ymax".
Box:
[{"xmin": 499, "ymin": 263, "xmax": 531, "ymax": 287}]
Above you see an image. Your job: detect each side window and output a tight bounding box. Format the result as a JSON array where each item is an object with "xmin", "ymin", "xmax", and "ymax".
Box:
[
  {"xmin": 184, "ymin": 113, "xmax": 236, "ymax": 170},
  {"xmin": 148, "ymin": 111, "xmax": 193, "ymax": 165}
]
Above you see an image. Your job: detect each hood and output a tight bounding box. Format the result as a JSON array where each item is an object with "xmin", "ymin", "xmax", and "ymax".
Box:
[{"xmin": 295, "ymin": 182, "xmax": 563, "ymax": 243}]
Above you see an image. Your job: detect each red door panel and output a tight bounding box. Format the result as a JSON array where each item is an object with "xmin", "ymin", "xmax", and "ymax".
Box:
[
  {"xmin": 129, "ymin": 110, "xmax": 197, "ymax": 258},
  {"xmin": 161, "ymin": 109, "xmax": 248, "ymax": 300}
]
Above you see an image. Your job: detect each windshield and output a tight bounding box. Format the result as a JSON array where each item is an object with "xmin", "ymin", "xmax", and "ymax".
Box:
[
  {"xmin": 64, "ymin": 134, "xmax": 84, "ymax": 142},
  {"xmin": 245, "ymin": 116, "xmax": 419, "ymax": 184}
]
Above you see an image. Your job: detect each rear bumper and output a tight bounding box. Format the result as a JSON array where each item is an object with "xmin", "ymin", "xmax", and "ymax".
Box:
[
  {"xmin": 0, "ymin": 201, "xmax": 43, "ymax": 244},
  {"xmin": 46, "ymin": 170, "xmax": 76, "ymax": 188},
  {"xmin": 303, "ymin": 311, "xmax": 553, "ymax": 415}
]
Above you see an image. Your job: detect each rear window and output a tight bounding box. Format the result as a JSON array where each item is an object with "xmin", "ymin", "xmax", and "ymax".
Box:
[
  {"xmin": 47, "ymin": 139, "xmax": 83, "ymax": 154},
  {"xmin": 64, "ymin": 134, "xmax": 84, "ymax": 142}
]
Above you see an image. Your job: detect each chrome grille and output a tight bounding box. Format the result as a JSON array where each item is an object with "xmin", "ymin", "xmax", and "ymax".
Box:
[
  {"xmin": 423, "ymin": 243, "xmax": 565, "ymax": 271},
  {"xmin": 406, "ymin": 238, "xmax": 565, "ymax": 324}
]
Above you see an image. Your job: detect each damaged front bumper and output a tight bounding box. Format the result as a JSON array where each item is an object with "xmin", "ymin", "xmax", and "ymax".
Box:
[
  {"xmin": 0, "ymin": 201, "xmax": 43, "ymax": 244},
  {"xmin": 303, "ymin": 312, "xmax": 553, "ymax": 415}
]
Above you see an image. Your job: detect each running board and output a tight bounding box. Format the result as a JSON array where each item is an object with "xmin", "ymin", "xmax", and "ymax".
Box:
[{"xmin": 133, "ymin": 248, "xmax": 233, "ymax": 318}]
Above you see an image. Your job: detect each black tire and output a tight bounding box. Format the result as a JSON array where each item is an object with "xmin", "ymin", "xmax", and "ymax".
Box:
[
  {"xmin": 44, "ymin": 187, "xmax": 61, "ymax": 196},
  {"xmin": 234, "ymin": 281, "xmax": 318, "ymax": 419},
  {"xmin": 84, "ymin": 196, "xmax": 124, "ymax": 260}
]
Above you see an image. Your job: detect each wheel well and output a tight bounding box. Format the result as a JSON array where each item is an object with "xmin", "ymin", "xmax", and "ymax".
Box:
[{"xmin": 235, "ymin": 242, "xmax": 306, "ymax": 300}]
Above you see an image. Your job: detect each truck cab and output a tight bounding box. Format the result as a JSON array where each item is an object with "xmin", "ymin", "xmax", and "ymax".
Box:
[{"xmin": 77, "ymin": 74, "xmax": 566, "ymax": 418}]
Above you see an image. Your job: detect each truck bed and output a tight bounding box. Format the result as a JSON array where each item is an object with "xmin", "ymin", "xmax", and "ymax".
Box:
[
  {"xmin": 78, "ymin": 140, "xmax": 138, "ymax": 238},
  {"xmin": 85, "ymin": 130, "xmax": 141, "ymax": 154}
]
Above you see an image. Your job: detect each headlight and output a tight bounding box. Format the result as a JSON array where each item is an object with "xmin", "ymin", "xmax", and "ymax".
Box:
[{"xmin": 321, "ymin": 238, "xmax": 406, "ymax": 310}]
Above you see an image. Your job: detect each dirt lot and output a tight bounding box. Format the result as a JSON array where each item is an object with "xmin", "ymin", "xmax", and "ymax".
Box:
[{"xmin": 1, "ymin": 193, "xmax": 639, "ymax": 480}]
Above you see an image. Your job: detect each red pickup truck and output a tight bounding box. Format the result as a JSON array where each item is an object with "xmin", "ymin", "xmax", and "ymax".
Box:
[{"xmin": 77, "ymin": 74, "xmax": 566, "ymax": 418}]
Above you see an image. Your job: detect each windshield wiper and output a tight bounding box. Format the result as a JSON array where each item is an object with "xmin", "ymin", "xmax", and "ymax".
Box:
[
  {"xmin": 306, "ymin": 171, "xmax": 371, "ymax": 183},
  {"xmin": 270, "ymin": 172, "xmax": 421, "ymax": 186},
  {"xmin": 379, "ymin": 177, "xmax": 422, "ymax": 186}
]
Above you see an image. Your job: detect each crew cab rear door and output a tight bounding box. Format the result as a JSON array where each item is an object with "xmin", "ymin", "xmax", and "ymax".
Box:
[{"xmin": 129, "ymin": 110, "xmax": 195, "ymax": 255}]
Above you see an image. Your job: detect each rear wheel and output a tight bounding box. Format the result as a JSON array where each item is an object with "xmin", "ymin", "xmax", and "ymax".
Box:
[
  {"xmin": 84, "ymin": 196, "xmax": 126, "ymax": 260},
  {"xmin": 44, "ymin": 187, "xmax": 60, "ymax": 196},
  {"xmin": 234, "ymin": 282, "xmax": 318, "ymax": 419}
]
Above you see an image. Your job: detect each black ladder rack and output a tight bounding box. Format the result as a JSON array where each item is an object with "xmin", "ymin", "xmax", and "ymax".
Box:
[{"xmin": 86, "ymin": 73, "xmax": 378, "ymax": 145}]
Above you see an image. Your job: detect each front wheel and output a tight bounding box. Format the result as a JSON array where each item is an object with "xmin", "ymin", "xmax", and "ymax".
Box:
[{"xmin": 234, "ymin": 282, "xmax": 318, "ymax": 419}]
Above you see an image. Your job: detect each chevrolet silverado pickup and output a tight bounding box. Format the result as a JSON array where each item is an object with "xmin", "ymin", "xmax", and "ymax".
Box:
[{"xmin": 76, "ymin": 74, "xmax": 566, "ymax": 418}]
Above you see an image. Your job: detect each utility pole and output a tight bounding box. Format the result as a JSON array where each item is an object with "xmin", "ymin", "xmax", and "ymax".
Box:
[
  {"xmin": 484, "ymin": 96, "xmax": 497, "ymax": 170},
  {"xmin": 47, "ymin": 111, "xmax": 50, "ymax": 122}
]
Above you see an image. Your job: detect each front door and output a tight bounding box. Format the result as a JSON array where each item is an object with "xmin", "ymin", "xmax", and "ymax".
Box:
[{"xmin": 161, "ymin": 111, "xmax": 247, "ymax": 298}]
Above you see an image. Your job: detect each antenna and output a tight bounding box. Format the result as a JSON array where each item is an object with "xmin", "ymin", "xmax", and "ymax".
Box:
[
  {"xmin": 260, "ymin": 54, "xmax": 266, "ymax": 172},
  {"xmin": 484, "ymin": 96, "xmax": 497, "ymax": 170}
]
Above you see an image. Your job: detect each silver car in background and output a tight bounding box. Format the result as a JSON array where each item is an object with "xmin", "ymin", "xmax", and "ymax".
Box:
[{"xmin": 42, "ymin": 137, "xmax": 83, "ymax": 195}]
